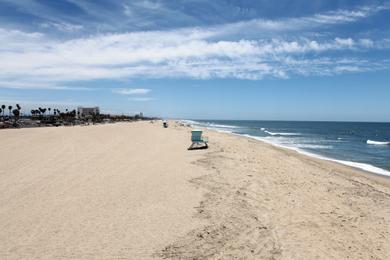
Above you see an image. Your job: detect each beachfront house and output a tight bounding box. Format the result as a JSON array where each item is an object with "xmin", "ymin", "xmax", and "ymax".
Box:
[{"xmin": 77, "ymin": 107, "xmax": 100, "ymax": 118}]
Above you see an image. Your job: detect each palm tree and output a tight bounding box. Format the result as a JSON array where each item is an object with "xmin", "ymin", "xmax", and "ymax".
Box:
[
  {"xmin": 38, "ymin": 107, "xmax": 47, "ymax": 116},
  {"xmin": 16, "ymin": 104, "xmax": 21, "ymax": 118},
  {"xmin": 1, "ymin": 105, "xmax": 5, "ymax": 118},
  {"xmin": 35, "ymin": 110, "xmax": 41, "ymax": 120},
  {"xmin": 12, "ymin": 109, "xmax": 20, "ymax": 124},
  {"xmin": 8, "ymin": 105, "xmax": 12, "ymax": 118},
  {"xmin": 48, "ymin": 107, "xmax": 51, "ymax": 115}
]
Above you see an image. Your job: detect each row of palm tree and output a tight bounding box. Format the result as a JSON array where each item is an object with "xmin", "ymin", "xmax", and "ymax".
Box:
[
  {"xmin": 0, "ymin": 104, "xmax": 21, "ymax": 120},
  {"xmin": 30, "ymin": 107, "xmax": 69, "ymax": 116},
  {"xmin": 0, "ymin": 104, "xmax": 77, "ymax": 121},
  {"xmin": 30, "ymin": 107, "xmax": 77, "ymax": 119},
  {"xmin": 1, "ymin": 104, "xmax": 154, "ymax": 129}
]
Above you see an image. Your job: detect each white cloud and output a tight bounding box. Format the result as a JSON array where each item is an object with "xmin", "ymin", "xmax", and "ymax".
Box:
[
  {"xmin": 135, "ymin": 0, "xmax": 162, "ymax": 10},
  {"xmin": 0, "ymin": 4, "xmax": 389, "ymax": 88},
  {"xmin": 0, "ymin": 99, "xmax": 90, "ymax": 109},
  {"xmin": 208, "ymin": 4, "xmax": 390, "ymax": 37},
  {"xmin": 335, "ymin": 37, "xmax": 354, "ymax": 47},
  {"xmin": 40, "ymin": 22, "xmax": 83, "ymax": 32},
  {"xmin": 128, "ymin": 97, "xmax": 156, "ymax": 101},
  {"xmin": 112, "ymin": 88, "xmax": 151, "ymax": 95},
  {"xmin": 359, "ymin": 38, "xmax": 374, "ymax": 48},
  {"xmin": 123, "ymin": 4, "xmax": 133, "ymax": 16},
  {"xmin": 0, "ymin": 32, "xmax": 386, "ymax": 83},
  {"xmin": 0, "ymin": 80, "xmax": 94, "ymax": 90}
]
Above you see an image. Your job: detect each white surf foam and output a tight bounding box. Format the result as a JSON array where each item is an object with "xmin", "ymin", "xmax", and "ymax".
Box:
[
  {"xmin": 294, "ymin": 144, "xmax": 333, "ymax": 149},
  {"xmin": 199, "ymin": 125, "xmax": 235, "ymax": 134},
  {"xmin": 264, "ymin": 130, "xmax": 301, "ymax": 136},
  {"xmin": 240, "ymin": 134, "xmax": 390, "ymax": 177},
  {"xmin": 178, "ymin": 119, "xmax": 198, "ymax": 126},
  {"xmin": 205, "ymin": 123, "xmax": 239, "ymax": 129},
  {"xmin": 367, "ymin": 140, "xmax": 390, "ymax": 145},
  {"xmin": 182, "ymin": 120, "xmax": 239, "ymax": 130}
]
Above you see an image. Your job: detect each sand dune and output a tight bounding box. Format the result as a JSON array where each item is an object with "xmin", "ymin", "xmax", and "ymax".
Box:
[{"xmin": 1, "ymin": 121, "xmax": 389, "ymax": 259}]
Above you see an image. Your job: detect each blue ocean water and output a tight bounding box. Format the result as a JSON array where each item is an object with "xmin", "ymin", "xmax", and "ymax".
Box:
[{"xmin": 183, "ymin": 120, "xmax": 390, "ymax": 176}]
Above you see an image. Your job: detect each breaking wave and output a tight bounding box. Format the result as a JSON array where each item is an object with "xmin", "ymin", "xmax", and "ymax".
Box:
[
  {"xmin": 367, "ymin": 140, "xmax": 390, "ymax": 145},
  {"xmin": 264, "ymin": 130, "xmax": 300, "ymax": 136}
]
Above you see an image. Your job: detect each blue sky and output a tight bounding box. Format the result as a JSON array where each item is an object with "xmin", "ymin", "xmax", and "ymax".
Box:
[{"xmin": 0, "ymin": 0, "xmax": 389, "ymax": 121}]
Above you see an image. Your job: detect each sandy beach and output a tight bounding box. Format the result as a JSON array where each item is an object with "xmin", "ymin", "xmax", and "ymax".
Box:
[{"xmin": 1, "ymin": 121, "xmax": 389, "ymax": 259}]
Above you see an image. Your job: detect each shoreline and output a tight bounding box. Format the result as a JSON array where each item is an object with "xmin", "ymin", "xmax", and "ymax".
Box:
[
  {"xmin": 244, "ymin": 133, "xmax": 390, "ymax": 179},
  {"xmin": 191, "ymin": 123, "xmax": 390, "ymax": 185},
  {"xmin": 164, "ymin": 121, "xmax": 390, "ymax": 258},
  {"xmin": 240, "ymin": 130, "xmax": 390, "ymax": 185}
]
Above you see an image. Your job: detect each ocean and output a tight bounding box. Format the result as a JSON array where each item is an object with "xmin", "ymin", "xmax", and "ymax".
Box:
[{"xmin": 182, "ymin": 120, "xmax": 390, "ymax": 176}]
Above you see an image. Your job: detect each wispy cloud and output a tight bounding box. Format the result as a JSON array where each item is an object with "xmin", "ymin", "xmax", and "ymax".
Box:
[
  {"xmin": 128, "ymin": 97, "xmax": 155, "ymax": 101},
  {"xmin": 112, "ymin": 88, "xmax": 151, "ymax": 95},
  {"xmin": 0, "ymin": 98, "xmax": 90, "ymax": 108},
  {"xmin": 207, "ymin": 4, "xmax": 390, "ymax": 38},
  {"xmin": 0, "ymin": 80, "xmax": 94, "ymax": 90},
  {"xmin": 113, "ymin": 88, "xmax": 155, "ymax": 102},
  {"xmin": 0, "ymin": 4, "xmax": 389, "ymax": 87},
  {"xmin": 40, "ymin": 22, "xmax": 83, "ymax": 32}
]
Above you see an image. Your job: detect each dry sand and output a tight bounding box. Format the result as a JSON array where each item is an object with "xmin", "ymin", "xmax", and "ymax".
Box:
[{"xmin": 1, "ymin": 121, "xmax": 389, "ymax": 259}]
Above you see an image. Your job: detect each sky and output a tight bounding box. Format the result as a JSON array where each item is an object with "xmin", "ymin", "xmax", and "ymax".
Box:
[{"xmin": 0, "ymin": 0, "xmax": 389, "ymax": 121}]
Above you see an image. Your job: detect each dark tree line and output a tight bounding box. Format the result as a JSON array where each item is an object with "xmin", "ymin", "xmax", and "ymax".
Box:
[
  {"xmin": 0, "ymin": 104, "xmax": 22, "ymax": 125},
  {"xmin": 1, "ymin": 103, "xmax": 156, "ymax": 129}
]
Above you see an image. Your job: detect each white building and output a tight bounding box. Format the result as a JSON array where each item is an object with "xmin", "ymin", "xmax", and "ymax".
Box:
[{"xmin": 77, "ymin": 107, "xmax": 100, "ymax": 118}]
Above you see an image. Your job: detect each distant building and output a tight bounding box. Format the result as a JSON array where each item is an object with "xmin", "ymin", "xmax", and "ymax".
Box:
[
  {"xmin": 140, "ymin": 112, "xmax": 143, "ymax": 118},
  {"xmin": 77, "ymin": 107, "xmax": 100, "ymax": 118}
]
